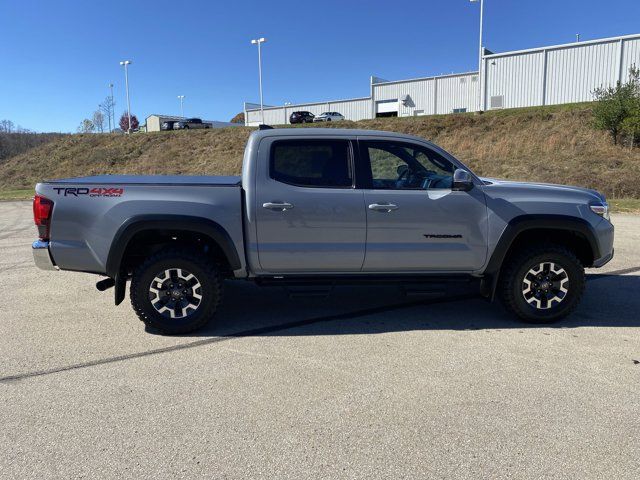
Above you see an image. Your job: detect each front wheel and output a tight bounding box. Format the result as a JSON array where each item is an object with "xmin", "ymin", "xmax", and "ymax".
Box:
[
  {"xmin": 130, "ymin": 248, "xmax": 222, "ymax": 334},
  {"xmin": 499, "ymin": 245, "xmax": 585, "ymax": 323}
]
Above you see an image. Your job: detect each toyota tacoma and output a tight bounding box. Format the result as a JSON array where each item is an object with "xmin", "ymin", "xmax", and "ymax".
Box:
[{"xmin": 32, "ymin": 128, "xmax": 614, "ymax": 333}]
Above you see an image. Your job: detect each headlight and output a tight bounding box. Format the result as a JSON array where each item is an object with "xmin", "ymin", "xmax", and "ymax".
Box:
[{"xmin": 590, "ymin": 203, "xmax": 610, "ymax": 221}]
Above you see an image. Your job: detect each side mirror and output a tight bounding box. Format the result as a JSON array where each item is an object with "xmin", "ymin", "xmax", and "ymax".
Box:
[{"xmin": 452, "ymin": 169, "xmax": 474, "ymax": 191}]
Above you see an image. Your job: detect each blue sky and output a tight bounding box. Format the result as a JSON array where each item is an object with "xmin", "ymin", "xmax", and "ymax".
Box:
[{"xmin": 1, "ymin": 0, "xmax": 639, "ymax": 132}]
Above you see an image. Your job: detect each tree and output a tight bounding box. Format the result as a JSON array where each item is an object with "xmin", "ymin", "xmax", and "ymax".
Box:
[
  {"xmin": 77, "ymin": 119, "xmax": 95, "ymax": 133},
  {"xmin": 592, "ymin": 66, "xmax": 640, "ymax": 145},
  {"xmin": 99, "ymin": 96, "xmax": 116, "ymax": 132},
  {"xmin": 0, "ymin": 119, "xmax": 15, "ymax": 133},
  {"xmin": 119, "ymin": 112, "xmax": 139, "ymax": 132},
  {"xmin": 230, "ymin": 112, "xmax": 245, "ymax": 124},
  {"xmin": 92, "ymin": 110, "xmax": 105, "ymax": 133}
]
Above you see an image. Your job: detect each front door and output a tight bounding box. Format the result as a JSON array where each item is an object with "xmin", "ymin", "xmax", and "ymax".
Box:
[
  {"xmin": 255, "ymin": 138, "xmax": 366, "ymax": 273},
  {"xmin": 359, "ymin": 139, "xmax": 488, "ymax": 272}
]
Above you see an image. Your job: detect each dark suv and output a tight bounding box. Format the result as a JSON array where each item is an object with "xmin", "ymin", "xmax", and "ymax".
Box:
[
  {"xmin": 174, "ymin": 118, "xmax": 211, "ymax": 130},
  {"xmin": 289, "ymin": 111, "xmax": 315, "ymax": 124}
]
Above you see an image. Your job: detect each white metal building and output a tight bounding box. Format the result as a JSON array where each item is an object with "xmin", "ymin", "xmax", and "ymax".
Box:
[{"xmin": 244, "ymin": 32, "xmax": 640, "ymax": 126}]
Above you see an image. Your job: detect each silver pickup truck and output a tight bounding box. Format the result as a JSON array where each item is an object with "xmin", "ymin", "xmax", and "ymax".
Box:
[{"xmin": 32, "ymin": 128, "xmax": 614, "ymax": 334}]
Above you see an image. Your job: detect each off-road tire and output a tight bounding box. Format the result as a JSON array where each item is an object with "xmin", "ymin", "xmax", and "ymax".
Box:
[
  {"xmin": 499, "ymin": 244, "xmax": 585, "ymax": 323},
  {"xmin": 130, "ymin": 247, "xmax": 222, "ymax": 334}
]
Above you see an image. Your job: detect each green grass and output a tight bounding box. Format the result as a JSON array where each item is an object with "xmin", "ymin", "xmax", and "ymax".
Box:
[
  {"xmin": 609, "ymin": 198, "xmax": 640, "ymax": 214},
  {"xmin": 0, "ymin": 188, "xmax": 33, "ymax": 201}
]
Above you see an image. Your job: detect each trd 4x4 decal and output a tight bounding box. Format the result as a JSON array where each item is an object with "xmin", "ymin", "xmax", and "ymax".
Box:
[{"xmin": 53, "ymin": 187, "xmax": 124, "ymax": 197}]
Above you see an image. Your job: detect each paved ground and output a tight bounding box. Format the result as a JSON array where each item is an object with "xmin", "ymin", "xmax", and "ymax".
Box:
[{"xmin": 0, "ymin": 200, "xmax": 639, "ymax": 479}]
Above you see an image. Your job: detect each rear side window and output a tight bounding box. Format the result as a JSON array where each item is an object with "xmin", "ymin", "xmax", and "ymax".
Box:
[{"xmin": 270, "ymin": 140, "xmax": 352, "ymax": 188}]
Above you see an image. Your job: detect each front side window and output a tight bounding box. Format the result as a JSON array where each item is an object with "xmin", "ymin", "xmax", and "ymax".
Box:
[
  {"xmin": 362, "ymin": 140, "xmax": 454, "ymax": 190},
  {"xmin": 270, "ymin": 140, "xmax": 352, "ymax": 188}
]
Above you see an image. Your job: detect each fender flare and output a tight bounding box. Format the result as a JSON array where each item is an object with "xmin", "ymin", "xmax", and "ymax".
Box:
[
  {"xmin": 106, "ymin": 214, "xmax": 242, "ymax": 283},
  {"xmin": 481, "ymin": 214, "xmax": 600, "ymax": 299}
]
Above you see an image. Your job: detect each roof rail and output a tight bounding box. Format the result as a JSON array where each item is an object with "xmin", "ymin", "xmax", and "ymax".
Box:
[{"xmin": 258, "ymin": 124, "xmax": 273, "ymax": 130}]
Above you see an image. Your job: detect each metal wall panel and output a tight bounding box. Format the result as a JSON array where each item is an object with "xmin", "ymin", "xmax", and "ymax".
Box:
[
  {"xmin": 373, "ymin": 78, "xmax": 436, "ymax": 116},
  {"xmin": 326, "ymin": 98, "xmax": 371, "ymax": 120},
  {"xmin": 435, "ymin": 73, "xmax": 478, "ymax": 114},
  {"xmin": 484, "ymin": 51, "xmax": 544, "ymax": 109},
  {"xmin": 545, "ymin": 40, "xmax": 620, "ymax": 105},
  {"xmin": 622, "ymin": 37, "xmax": 640, "ymax": 79},
  {"xmin": 245, "ymin": 98, "xmax": 370, "ymax": 125}
]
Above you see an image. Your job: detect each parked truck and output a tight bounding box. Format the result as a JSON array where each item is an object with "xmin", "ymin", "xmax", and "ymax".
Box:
[{"xmin": 32, "ymin": 128, "xmax": 614, "ymax": 334}]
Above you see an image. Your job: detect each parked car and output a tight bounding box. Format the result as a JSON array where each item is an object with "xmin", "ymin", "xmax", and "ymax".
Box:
[
  {"xmin": 313, "ymin": 112, "xmax": 345, "ymax": 122},
  {"xmin": 32, "ymin": 128, "xmax": 613, "ymax": 334},
  {"xmin": 173, "ymin": 118, "xmax": 211, "ymax": 130},
  {"xmin": 161, "ymin": 120, "xmax": 178, "ymax": 131},
  {"xmin": 289, "ymin": 111, "xmax": 315, "ymax": 124}
]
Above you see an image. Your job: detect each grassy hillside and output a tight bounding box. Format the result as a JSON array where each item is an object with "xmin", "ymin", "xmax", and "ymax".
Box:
[{"xmin": 2, "ymin": 103, "xmax": 640, "ymax": 201}]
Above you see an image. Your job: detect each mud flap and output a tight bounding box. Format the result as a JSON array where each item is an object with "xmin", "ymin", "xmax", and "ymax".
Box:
[{"xmin": 114, "ymin": 273, "xmax": 127, "ymax": 305}]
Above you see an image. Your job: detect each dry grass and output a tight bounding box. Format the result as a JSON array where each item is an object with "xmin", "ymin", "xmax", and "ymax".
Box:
[{"xmin": 1, "ymin": 103, "xmax": 640, "ymax": 199}]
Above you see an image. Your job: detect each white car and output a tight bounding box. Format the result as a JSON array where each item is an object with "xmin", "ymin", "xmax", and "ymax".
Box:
[{"xmin": 313, "ymin": 112, "xmax": 345, "ymax": 122}]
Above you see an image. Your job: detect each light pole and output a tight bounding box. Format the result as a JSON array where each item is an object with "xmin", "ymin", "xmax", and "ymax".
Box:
[
  {"xmin": 250, "ymin": 37, "xmax": 266, "ymax": 124},
  {"xmin": 178, "ymin": 95, "xmax": 185, "ymax": 118},
  {"xmin": 108, "ymin": 83, "xmax": 114, "ymax": 132},
  {"xmin": 119, "ymin": 60, "xmax": 132, "ymax": 133},
  {"xmin": 470, "ymin": 0, "xmax": 484, "ymax": 111}
]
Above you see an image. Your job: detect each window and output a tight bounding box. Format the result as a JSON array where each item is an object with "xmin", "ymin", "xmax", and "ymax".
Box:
[
  {"xmin": 270, "ymin": 140, "xmax": 352, "ymax": 188},
  {"xmin": 362, "ymin": 140, "xmax": 454, "ymax": 190},
  {"xmin": 452, "ymin": 108, "xmax": 467, "ymax": 113}
]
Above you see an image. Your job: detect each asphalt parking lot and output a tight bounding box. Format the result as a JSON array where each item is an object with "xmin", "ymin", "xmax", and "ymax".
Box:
[{"xmin": 1, "ymin": 200, "xmax": 639, "ymax": 479}]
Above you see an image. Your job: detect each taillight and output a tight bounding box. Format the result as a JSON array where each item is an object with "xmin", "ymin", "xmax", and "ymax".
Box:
[{"xmin": 33, "ymin": 194, "xmax": 54, "ymax": 240}]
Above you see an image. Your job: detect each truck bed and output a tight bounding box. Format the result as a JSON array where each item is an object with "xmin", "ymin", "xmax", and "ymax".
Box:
[
  {"xmin": 44, "ymin": 175, "xmax": 241, "ymax": 186},
  {"xmin": 36, "ymin": 175, "xmax": 246, "ymax": 276}
]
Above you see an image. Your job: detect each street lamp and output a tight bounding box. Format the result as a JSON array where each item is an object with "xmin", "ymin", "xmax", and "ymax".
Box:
[
  {"xmin": 119, "ymin": 60, "xmax": 132, "ymax": 133},
  {"xmin": 250, "ymin": 37, "xmax": 266, "ymax": 124},
  {"xmin": 470, "ymin": 0, "xmax": 484, "ymax": 111},
  {"xmin": 178, "ymin": 95, "xmax": 185, "ymax": 118},
  {"xmin": 108, "ymin": 83, "xmax": 114, "ymax": 132}
]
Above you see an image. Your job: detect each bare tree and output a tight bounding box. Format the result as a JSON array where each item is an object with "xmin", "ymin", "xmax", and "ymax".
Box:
[
  {"xmin": 92, "ymin": 111, "xmax": 105, "ymax": 133},
  {"xmin": 0, "ymin": 120, "xmax": 15, "ymax": 133},
  {"xmin": 99, "ymin": 96, "xmax": 116, "ymax": 132}
]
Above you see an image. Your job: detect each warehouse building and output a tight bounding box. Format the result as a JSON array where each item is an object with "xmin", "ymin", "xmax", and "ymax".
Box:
[{"xmin": 244, "ymin": 32, "xmax": 640, "ymax": 126}]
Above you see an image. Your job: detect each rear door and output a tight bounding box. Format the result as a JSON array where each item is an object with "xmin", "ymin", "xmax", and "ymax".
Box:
[
  {"xmin": 359, "ymin": 138, "xmax": 488, "ymax": 272},
  {"xmin": 254, "ymin": 137, "xmax": 366, "ymax": 273}
]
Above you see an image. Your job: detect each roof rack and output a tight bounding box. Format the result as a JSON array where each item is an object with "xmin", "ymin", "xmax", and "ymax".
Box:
[{"xmin": 258, "ymin": 124, "xmax": 273, "ymax": 130}]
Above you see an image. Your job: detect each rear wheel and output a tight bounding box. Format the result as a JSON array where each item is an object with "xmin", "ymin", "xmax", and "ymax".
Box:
[
  {"xmin": 130, "ymin": 248, "xmax": 222, "ymax": 334},
  {"xmin": 499, "ymin": 245, "xmax": 584, "ymax": 323}
]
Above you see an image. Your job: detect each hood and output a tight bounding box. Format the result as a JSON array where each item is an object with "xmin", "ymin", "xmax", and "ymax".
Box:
[{"xmin": 480, "ymin": 177, "xmax": 606, "ymax": 203}]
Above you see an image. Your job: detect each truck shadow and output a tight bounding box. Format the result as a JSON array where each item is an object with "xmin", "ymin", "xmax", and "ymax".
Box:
[{"xmin": 180, "ymin": 273, "xmax": 640, "ymax": 338}]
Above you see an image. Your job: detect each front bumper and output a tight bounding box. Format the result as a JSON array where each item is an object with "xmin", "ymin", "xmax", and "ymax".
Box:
[{"xmin": 32, "ymin": 240, "xmax": 58, "ymax": 271}]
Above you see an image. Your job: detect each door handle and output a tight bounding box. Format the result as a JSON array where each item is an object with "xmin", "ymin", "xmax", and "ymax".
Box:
[
  {"xmin": 368, "ymin": 203, "xmax": 399, "ymax": 212},
  {"xmin": 263, "ymin": 202, "xmax": 294, "ymax": 211}
]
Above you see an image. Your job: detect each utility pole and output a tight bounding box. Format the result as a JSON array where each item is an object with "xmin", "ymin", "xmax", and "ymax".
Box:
[
  {"xmin": 107, "ymin": 83, "xmax": 114, "ymax": 132},
  {"xmin": 178, "ymin": 95, "xmax": 185, "ymax": 118},
  {"xmin": 119, "ymin": 60, "xmax": 132, "ymax": 133},
  {"xmin": 470, "ymin": 0, "xmax": 485, "ymax": 111},
  {"xmin": 250, "ymin": 37, "xmax": 267, "ymax": 124}
]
